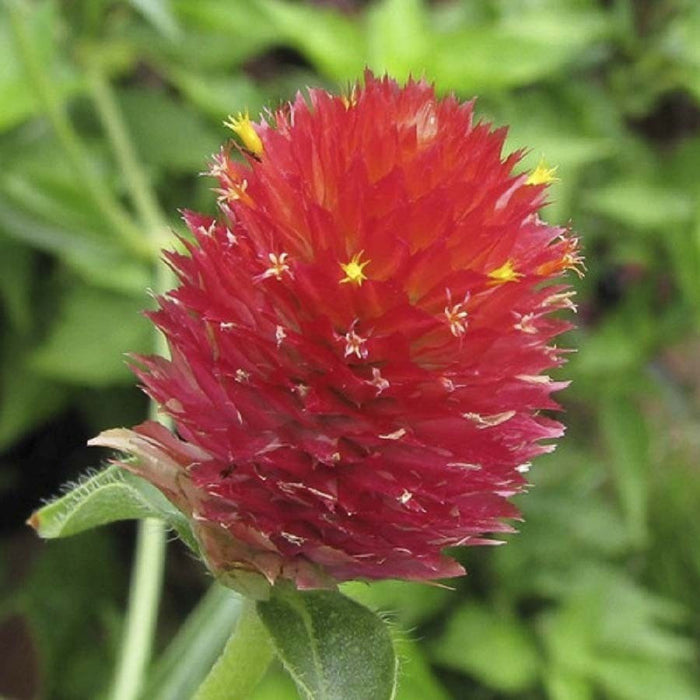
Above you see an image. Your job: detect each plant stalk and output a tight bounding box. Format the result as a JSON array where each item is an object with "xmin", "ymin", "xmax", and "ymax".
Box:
[
  {"xmin": 110, "ymin": 517, "xmax": 167, "ymax": 700},
  {"xmin": 108, "ymin": 232, "xmax": 174, "ymax": 700},
  {"xmin": 80, "ymin": 40, "xmax": 177, "ymax": 700},
  {"xmin": 193, "ymin": 598, "xmax": 274, "ymax": 700},
  {"xmin": 85, "ymin": 62, "xmax": 168, "ymax": 249},
  {"xmin": 145, "ymin": 585, "xmax": 242, "ymax": 700},
  {"xmin": 6, "ymin": 0, "xmax": 151, "ymax": 260}
]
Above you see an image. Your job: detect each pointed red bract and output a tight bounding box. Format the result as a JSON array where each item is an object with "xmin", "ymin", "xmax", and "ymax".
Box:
[{"xmin": 97, "ymin": 73, "xmax": 581, "ymax": 589}]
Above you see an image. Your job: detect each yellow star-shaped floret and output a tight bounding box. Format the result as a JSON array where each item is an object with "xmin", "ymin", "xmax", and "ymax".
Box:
[
  {"xmin": 224, "ymin": 111, "xmax": 264, "ymax": 156},
  {"xmin": 340, "ymin": 251, "xmax": 370, "ymax": 286},
  {"xmin": 488, "ymin": 259, "xmax": 523, "ymax": 285},
  {"xmin": 526, "ymin": 157, "xmax": 559, "ymax": 186}
]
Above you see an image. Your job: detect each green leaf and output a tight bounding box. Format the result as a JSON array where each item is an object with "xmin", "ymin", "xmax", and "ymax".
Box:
[
  {"xmin": 29, "ymin": 285, "xmax": 151, "ymax": 386},
  {"xmin": 392, "ymin": 635, "xmax": 449, "ymax": 700},
  {"xmin": 539, "ymin": 586, "xmax": 601, "ymax": 677},
  {"xmin": 668, "ymin": 5, "xmax": 700, "ymax": 103},
  {"xmin": 0, "ymin": 1, "xmax": 83, "ymax": 131},
  {"xmin": 0, "ymin": 186, "xmax": 115, "ymax": 261},
  {"xmin": 342, "ymin": 579, "xmax": 449, "ymax": 628},
  {"xmin": 540, "ymin": 566, "xmax": 698, "ymax": 700},
  {"xmin": 430, "ymin": 602, "xmax": 540, "ymax": 693},
  {"xmin": 164, "ymin": 0, "xmax": 278, "ymax": 71},
  {"xmin": 543, "ymin": 668, "xmax": 594, "ymax": 700},
  {"xmin": 342, "ymin": 581, "xmax": 449, "ymax": 700},
  {"xmin": 0, "ymin": 186, "xmax": 151, "ymax": 295},
  {"xmin": 591, "ymin": 568, "xmax": 692, "ymax": 663},
  {"xmin": 430, "ymin": 6, "xmax": 609, "ymax": 95},
  {"xmin": 494, "ymin": 88, "xmax": 615, "ymax": 172},
  {"xmin": 593, "ymin": 656, "xmax": 700, "ymax": 700},
  {"xmin": 166, "ymin": 68, "xmax": 267, "ymax": 121},
  {"xmin": 584, "ymin": 181, "xmax": 694, "ymax": 232},
  {"xmin": 499, "ymin": 5, "xmax": 610, "ymax": 52},
  {"xmin": 490, "ymin": 454, "xmax": 632, "ymax": 599},
  {"xmin": 0, "ymin": 331, "xmax": 66, "ymax": 450},
  {"xmin": 258, "ymin": 0, "xmax": 366, "ymax": 81},
  {"xmin": 366, "ymin": 0, "xmax": 429, "ymax": 80},
  {"xmin": 251, "ymin": 669, "xmax": 300, "ymax": 700},
  {"xmin": 257, "ymin": 587, "xmax": 397, "ymax": 700},
  {"xmin": 172, "ymin": 0, "xmax": 277, "ymax": 46},
  {"xmin": 119, "ymin": 88, "xmax": 222, "ymax": 173},
  {"xmin": 572, "ymin": 313, "xmax": 653, "ymax": 378},
  {"xmin": 29, "ymin": 464, "xmax": 198, "ymax": 551},
  {"xmin": 600, "ymin": 394, "xmax": 650, "ymax": 548},
  {"xmin": 0, "ymin": 235, "xmax": 34, "ymax": 331},
  {"xmin": 252, "ymin": 623, "xmax": 451, "ymax": 700},
  {"xmin": 15, "ymin": 530, "xmax": 125, "ymax": 699},
  {"xmin": 128, "ymin": 0, "xmax": 181, "ymax": 40},
  {"xmin": 0, "ymin": 9, "xmax": 37, "ymax": 131}
]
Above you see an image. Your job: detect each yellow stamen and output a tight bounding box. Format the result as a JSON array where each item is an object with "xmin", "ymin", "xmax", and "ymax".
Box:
[
  {"xmin": 526, "ymin": 157, "xmax": 559, "ymax": 186},
  {"xmin": 340, "ymin": 251, "xmax": 370, "ymax": 286},
  {"xmin": 224, "ymin": 111, "xmax": 264, "ymax": 156},
  {"xmin": 488, "ymin": 259, "xmax": 522, "ymax": 285},
  {"xmin": 341, "ymin": 87, "xmax": 357, "ymax": 109}
]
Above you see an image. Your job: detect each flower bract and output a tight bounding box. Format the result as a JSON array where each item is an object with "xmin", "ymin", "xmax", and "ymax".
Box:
[{"xmin": 93, "ymin": 73, "xmax": 581, "ymax": 591}]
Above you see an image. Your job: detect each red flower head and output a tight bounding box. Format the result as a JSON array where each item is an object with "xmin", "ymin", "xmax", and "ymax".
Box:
[{"xmin": 93, "ymin": 73, "xmax": 581, "ymax": 592}]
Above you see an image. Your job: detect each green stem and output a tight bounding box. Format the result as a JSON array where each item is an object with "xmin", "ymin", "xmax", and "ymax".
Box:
[
  {"xmin": 695, "ymin": 186, "xmax": 700, "ymax": 329},
  {"xmin": 145, "ymin": 586, "xmax": 242, "ymax": 700},
  {"xmin": 6, "ymin": 1, "xmax": 151, "ymax": 261},
  {"xmin": 109, "ymin": 518, "xmax": 167, "ymax": 700},
  {"xmin": 193, "ymin": 599, "xmax": 274, "ymax": 700},
  {"xmin": 109, "ymin": 318, "xmax": 173, "ymax": 700},
  {"xmin": 80, "ymin": 42, "xmax": 177, "ymax": 700},
  {"xmin": 85, "ymin": 62, "xmax": 168, "ymax": 247},
  {"xmin": 10, "ymin": 5, "xmax": 177, "ymax": 698}
]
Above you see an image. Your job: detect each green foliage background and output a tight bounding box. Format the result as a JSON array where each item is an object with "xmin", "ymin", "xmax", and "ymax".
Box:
[{"xmin": 1, "ymin": 0, "xmax": 700, "ymax": 698}]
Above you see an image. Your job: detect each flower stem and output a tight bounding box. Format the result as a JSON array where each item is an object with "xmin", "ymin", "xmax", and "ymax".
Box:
[
  {"xmin": 77, "ymin": 45, "xmax": 177, "ymax": 700},
  {"xmin": 145, "ymin": 585, "xmax": 242, "ymax": 700},
  {"xmin": 193, "ymin": 598, "xmax": 274, "ymax": 700},
  {"xmin": 108, "ymin": 270, "xmax": 174, "ymax": 700},
  {"xmin": 85, "ymin": 61, "xmax": 168, "ymax": 249},
  {"xmin": 10, "ymin": 4, "xmax": 177, "ymax": 698},
  {"xmin": 109, "ymin": 518, "xmax": 167, "ymax": 700},
  {"xmin": 109, "ymin": 324, "xmax": 172, "ymax": 700},
  {"xmin": 6, "ymin": 0, "xmax": 151, "ymax": 261}
]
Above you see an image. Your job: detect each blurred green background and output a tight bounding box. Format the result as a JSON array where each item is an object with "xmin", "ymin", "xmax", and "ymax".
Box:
[{"xmin": 1, "ymin": 0, "xmax": 700, "ymax": 698}]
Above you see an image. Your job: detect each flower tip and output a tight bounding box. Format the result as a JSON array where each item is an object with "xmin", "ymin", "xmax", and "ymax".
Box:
[
  {"xmin": 224, "ymin": 111, "xmax": 264, "ymax": 156},
  {"xmin": 526, "ymin": 157, "xmax": 559, "ymax": 186}
]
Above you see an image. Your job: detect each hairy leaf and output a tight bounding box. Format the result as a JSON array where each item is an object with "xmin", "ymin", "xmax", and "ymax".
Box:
[
  {"xmin": 29, "ymin": 465, "xmax": 197, "ymax": 552},
  {"xmin": 258, "ymin": 587, "xmax": 397, "ymax": 700}
]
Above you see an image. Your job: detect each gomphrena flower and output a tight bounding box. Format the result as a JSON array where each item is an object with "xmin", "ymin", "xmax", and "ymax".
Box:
[{"xmin": 92, "ymin": 73, "xmax": 581, "ymax": 591}]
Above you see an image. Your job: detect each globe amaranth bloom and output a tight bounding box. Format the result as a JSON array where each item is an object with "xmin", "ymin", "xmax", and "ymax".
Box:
[{"xmin": 92, "ymin": 73, "xmax": 582, "ymax": 591}]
